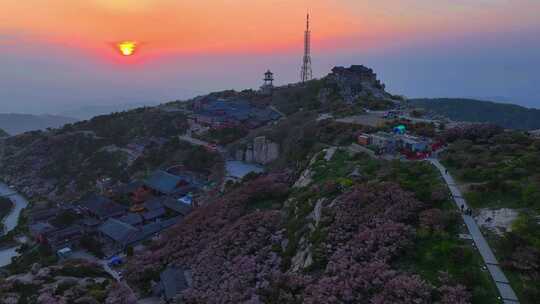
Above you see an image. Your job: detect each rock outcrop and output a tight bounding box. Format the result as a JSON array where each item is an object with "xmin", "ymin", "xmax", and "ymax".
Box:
[
  {"xmin": 327, "ymin": 65, "xmax": 394, "ymax": 103},
  {"xmin": 0, "ymin": 261, "xmax": 123, "ymax": 304},
  {"xmin": 235, "ymin": 136, "xmax": 279, "ymax": 165}
]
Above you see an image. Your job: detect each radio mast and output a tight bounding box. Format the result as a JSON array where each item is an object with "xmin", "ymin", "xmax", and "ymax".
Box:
[{"xmin": 300, "ymin": 13, "xmax": 313, "ymax": 83}]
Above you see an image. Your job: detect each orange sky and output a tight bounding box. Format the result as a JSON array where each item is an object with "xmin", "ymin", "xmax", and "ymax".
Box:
[
  {"xmin": 1, "ymin": 1, "xmax": 539, "ymax": 114},
  {"xmin": 2, "ymin": 0, "xmax": 539, "ymax": 60}
]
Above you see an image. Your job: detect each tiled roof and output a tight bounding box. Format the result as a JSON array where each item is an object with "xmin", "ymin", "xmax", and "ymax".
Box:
[
  {"xmin": 160, "ymin": 216, "xmax": 182, "ymax": 229},
  {"xmin": 142, "ymin": 207, "xmax": 166, "ymax": 221},
  {"xmin": 98, "ymin": 219, "xmax": 138, "ymax": 245},
  {"xmin": 162, "ymin": 198, "xmax": 192, "ymax": 216},
  {"xmin": 117, "ymin": 213, "xmax": 143, "ymax": 226},
  {"xmin": 78, "ymin": 195, "xmax": 127, "ymax": 219},
  {"xmin": 29, "ymin": 222, "xmax": 54, "ymax": 235},
  {"xmin": 113, "ymin": 181, "xmax": 144, "ymax": 195},
  {"xmin": 160, "ymin": 266, "xmax": 189, "ymax": 300},
  {"xmin": 145, "ymin": 171, "xmax": 183, "ymax": 195},
  {"xmin": 144, "ymin": 196, "xmax": 165, "ymax": 211}
]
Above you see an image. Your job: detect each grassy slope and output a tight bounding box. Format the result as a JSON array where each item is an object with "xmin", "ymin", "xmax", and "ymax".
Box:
[{"xmin": 440, "ymin": 131, "xmax": 540, "ymax": 303}]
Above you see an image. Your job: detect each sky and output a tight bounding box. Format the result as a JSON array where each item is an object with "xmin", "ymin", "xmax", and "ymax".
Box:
[{"xmin": 1, "ymin": 0, "xmax": 539, "ymax": 114}]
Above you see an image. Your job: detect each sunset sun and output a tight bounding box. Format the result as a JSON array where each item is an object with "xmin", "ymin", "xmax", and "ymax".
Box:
[{"xmin": 117, "ymin": 41, "xmax": 137, "ymax": 56}]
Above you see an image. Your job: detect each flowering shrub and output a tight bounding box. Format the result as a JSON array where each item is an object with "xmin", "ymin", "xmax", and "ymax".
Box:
[{"xmin": 125, "ymin": 175, "xmax": 472, "ymax": 303}]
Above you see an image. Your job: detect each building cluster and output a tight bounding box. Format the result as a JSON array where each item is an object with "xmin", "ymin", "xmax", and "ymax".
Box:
[
  {"xmin": 189, "ymin": 97, "xmax": 281, "ymax": 131},
  {"xmin": 357, "ymin": 131, "xmax": 435, "ymax": 158},
  {"xmin": 29, "ymin": 169, "xmax": 203, "ymax": 257}
]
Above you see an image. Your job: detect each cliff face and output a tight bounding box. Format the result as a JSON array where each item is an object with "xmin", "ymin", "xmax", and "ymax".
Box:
[
  {"xmin": 327, "ymin": 65, "xmax": 394, "ymax": 103},
  {"xmin": 235, "ymin": 136, "xmax": 279, "ymax": 165}
]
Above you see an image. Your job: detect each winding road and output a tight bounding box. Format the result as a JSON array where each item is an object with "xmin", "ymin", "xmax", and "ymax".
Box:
[
  {"xmin": 429, "ymin": 158, "xmax": 520, "ymax": 304},
  {"xmin": 0, "ymin": 182, "xmax": 29, "ymax": 267}
]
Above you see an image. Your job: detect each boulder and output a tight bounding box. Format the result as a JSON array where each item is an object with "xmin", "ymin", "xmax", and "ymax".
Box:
[
  {"xmin": 1, "ymin": 295, "xmax": 19, "ymax": 304},
  {"xmin": 31, "ymin": 263, "xmax": 41, "ymax": 275},
  {"xmin": 74, "ymin": 296, "xmax": 100, "ymax": 304}
]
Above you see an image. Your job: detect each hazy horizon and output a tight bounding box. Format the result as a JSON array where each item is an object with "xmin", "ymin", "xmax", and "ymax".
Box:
[{"xmin": 1, "ymin": 0, "xmax": 539, "ymax": 115}]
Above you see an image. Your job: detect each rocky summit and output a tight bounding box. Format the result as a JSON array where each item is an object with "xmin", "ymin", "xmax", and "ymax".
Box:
[{"xmin": 328, "ymin": 65, "xmax": 395, "ymax": 103}]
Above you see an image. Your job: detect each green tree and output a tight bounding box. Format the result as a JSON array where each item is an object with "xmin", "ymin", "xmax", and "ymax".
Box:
[
  {"xmin": 522, "ymin": 183, "xmax": 540, "ymax": 209},
  {"xmin": 126, "ymin": 246, "xmax": 134, "ymax": 257}
]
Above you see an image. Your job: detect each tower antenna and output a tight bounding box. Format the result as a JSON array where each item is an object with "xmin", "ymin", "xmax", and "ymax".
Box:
[{"xmin": 300, "ymin": 13, "xmax": 313, "ymax": 83}]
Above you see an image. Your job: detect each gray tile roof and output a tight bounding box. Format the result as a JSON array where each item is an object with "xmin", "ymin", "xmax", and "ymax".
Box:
[
  {"xmin": 145, "ymin": 171, "xmax": 184, "ymax": 195},
  {"xmin": 98, "ymin": 219, "xmax": 138, "ymax": 245},
  {"xmin": 142, "ymin": 207, "xmax": 166, "ymax": 221},
  {"xmin": 47, "ymin": 225, "xmax": 84, "ymax": 248},
  {"xmin": 160, "ymin": 266, "xmax": 189, "ymax": 300},
  {"xmin": 160, "ymin": 216, "xmax": 182, "ymax": 229},
  {"xmin": 123, "ymin": 217, "xmax": 181, "ymax": 245},
  {"xmin": 162, "ymin": 198, "xmax": 192, "ymax": 216},
  {"xmin": 78, "ymin": 218, "xmax": 102, "ymax": 227},
  {"xmin": 117, "ymin": 213, "xmax": 143, "ymax": 226},
  {"xmin": 113, "ymin": 181, "xmax": 144, "ymax": 195},
  {"xmin": 30, "ymin": 208, "xmax": 60, "ymax": 222},
  {"xmin": 29, "ymin": 222, "xmax": 55, "ymax": 235},
  {"xmin": 78, "ymin": 195, "xmax": 127, "ymax": 219},
  {"xmin": 144, "ymin": 196, "xmax": 165, "ymax": 211}
]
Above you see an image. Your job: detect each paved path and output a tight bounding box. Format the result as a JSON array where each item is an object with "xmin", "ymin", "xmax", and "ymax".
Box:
[
  {"xmin": 429, "ymin": 159, "xmax": 520, "ymax": 304},
  {"xmin": 269, "ymin": 105, "xmax": 287, "ymax": 118},
  {"xmin": 0, "ymin": 192, "xmax": 17, "ymax": 197},
  {"xmin": 179, "ymin": 135, "xmax": 226, "ymax": 154},
  {"xmin": 179, "ymin": 135, "xmax": 211, "ymax": 147}
]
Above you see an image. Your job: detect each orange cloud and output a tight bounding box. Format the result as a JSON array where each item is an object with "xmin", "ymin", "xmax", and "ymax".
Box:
[{"xmin": 1, "ymin": 0, "xmax": 539, "ymax": 61}]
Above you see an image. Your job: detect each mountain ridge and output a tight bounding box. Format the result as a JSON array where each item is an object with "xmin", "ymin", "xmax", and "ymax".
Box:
[
  {"xmin": 0, "ymin": 113, "xmax": 78, "ymax": 135},
  {"xmin": 409, "ymin": 98, "xmax": 540, "ymax": 130}
]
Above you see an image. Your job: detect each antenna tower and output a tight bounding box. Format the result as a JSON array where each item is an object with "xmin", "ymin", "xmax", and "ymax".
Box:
[{"xmin": 300, "ymin": 13, "xmax": 313, "ymax": 83}]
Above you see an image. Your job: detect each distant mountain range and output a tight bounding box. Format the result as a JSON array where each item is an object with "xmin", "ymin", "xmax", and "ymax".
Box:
[
  {"xmin": 59, "ymin": 102, "xmax": 162, "ymax": 120},
  {"xmin": 0, "ymin": 102, "xmax": 166, "ymax": 136},
  {"xmin": 409, "ymin": 98, "xmax": 540, "ymax": 130},
  {"xmin": 0, "ymin": 114, "xmax": 78, "ymax": 135}
]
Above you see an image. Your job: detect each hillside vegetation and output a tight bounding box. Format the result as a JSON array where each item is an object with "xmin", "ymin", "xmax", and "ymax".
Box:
[
  {"xmin": 440, "ymin": 124, "xmax": 540, "ymax": 303},
  {"xmin": 410, "ymin": 98, "xmax": 540, "ymax": 130},
  {"xmin": 0, "ymin": 107, "xmax": 216, "ymax": 202},
  {"xmin": 126, "ymin": 150, "xmax": 496, "ymax": 303},
  {"xmin": 2, "ymin": 65, "xmax": 531, "ymax": 303}
]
